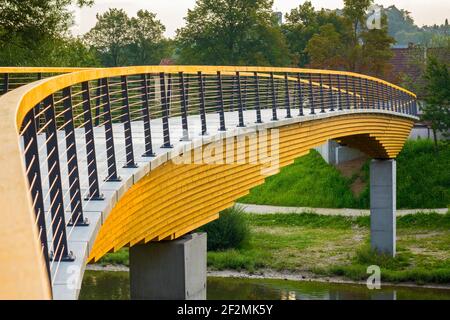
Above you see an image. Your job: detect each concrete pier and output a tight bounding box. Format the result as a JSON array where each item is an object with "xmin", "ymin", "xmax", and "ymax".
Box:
[
  {"xmin": 130, "ymin": 232, "xmax": 207, "ymax": 300},
  {"xmin": 370, "ymin": 159, "xmax": 396, "ymax": 257}
]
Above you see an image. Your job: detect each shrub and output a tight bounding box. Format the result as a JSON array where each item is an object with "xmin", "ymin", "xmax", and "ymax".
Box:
[{"xmin": 199, "ymin": 206, "xmax": 250, "ymax": 251}]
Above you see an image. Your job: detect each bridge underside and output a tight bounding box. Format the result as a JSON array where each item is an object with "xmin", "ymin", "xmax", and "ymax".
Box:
[{"xmin": 88, "ymin": 111, "xmax": 414, "ymax": 263}]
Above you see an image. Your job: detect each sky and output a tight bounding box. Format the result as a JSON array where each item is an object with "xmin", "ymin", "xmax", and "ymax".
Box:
[{"xmin": 71, "ymin": 0, "xmax": 450, "ymax": 37}]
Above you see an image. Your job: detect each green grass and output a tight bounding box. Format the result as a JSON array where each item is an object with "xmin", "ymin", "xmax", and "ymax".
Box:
[
  {"xmin": 97, "ymin": 211, "xmax": 450, "ymax": 285},
  {"xmin": 239, "ymin": 150, "xmax": 359, "ymax": 208},
  {"xmin": 395, "ymin": 139, "xmax": 450, "ymax": 208},
  {"xmin": 239, "ymin": 139, "xmax": 450, "ymax": 209}
]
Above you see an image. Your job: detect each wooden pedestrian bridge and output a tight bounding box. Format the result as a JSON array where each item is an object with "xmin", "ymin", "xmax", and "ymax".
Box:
[{"xmin": 0, "ymin": 66, "xmax": 418, "ymax": 299}]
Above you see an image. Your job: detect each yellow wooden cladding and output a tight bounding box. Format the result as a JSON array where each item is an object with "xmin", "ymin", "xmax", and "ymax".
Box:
[{"xmin": 88, "ymin": 113, "xmax": 414, "ymax": 263}]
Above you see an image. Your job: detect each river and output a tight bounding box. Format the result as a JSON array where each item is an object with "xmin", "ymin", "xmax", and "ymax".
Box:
[{"xmin": 79, "ymin": 270, "xmax": 450, "ymax": 300}]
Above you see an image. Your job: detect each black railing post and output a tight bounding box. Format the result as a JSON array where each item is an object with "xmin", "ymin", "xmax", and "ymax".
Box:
[
  {"xmin": 394, "ymin": 88, "xmax": 400, "ymax": 112},
  {"xmin": 216, "ymin": 71, "xmax": 227, "ymax": 131},
  {"xmin": 308, "ymin": 73, "xmax": 315, "ymax": 114},
  {"xmin": 101, "ymin": 77, "xmax": 121, "ymax": 181},
  {"xmin": 344, "ymin": 75, "xmax": 351, "ymax": 110},
  {"xmin": 2, "ymin": 73, "xmax": 9, "ymax": 94},
  {"xmin": 43, "ymin": 94, "xmax": 74, "ymax": 262},
  {"xmin": 167, "ymin": 74, "xmax": 172, "ymax": 116},
  {"xmin": 270, "ymin": 72, "xmax": 279, "ymax": 120},
  {"xmin": 95, "ymin": 79, "xmax": 101, "ymax": 127},
  {"xmin": 23, "ymin": 110, "xmax": 50, "ymax": 277},
  {"xmin": 358, "ymin": 77, "xmax": 363, "ymax": 109},
  {"xmin": 62, "ymin": 87, "xmax": 89, "ymax": 227},
  {"xmin": 284, "ymin": 73, "xmax": 293, "ymax": 118},
  {"xmin": 179, "ymin": 72, "xmax": 191, "ymax": 139},
  {"xmin": 254, "ymin": 72, "xmax": 263, "ymax": 123},
  {"xmin": 402, "ymin": 92, "xmax": 408, "ymax": 114},
  {"xmin": 81, "ymin": 81, "xmax": 103, "ymax": 200},
  {"xmin": 382, "ymin": 84, "xmax": 388, "ymax": 110},
  {"xmin": 236, "ymin": 72, "xmax": 246, "ymax": 127},
  {"xmin": 121, "ymin": 76, "xmax": 138, "ymax": 168},
  {"xmin": 328, "ymin": 74, "xmax": 334, "ymax": 112},
  {"xmin": 319, "ymin": 73, "xmax": 325, "ymax": 113},
  {"xmin": 337, "ymin": 75, "xmax": 343, "ymax": 111},
  {"xmin": 160, "ymin": 72, "xmax": 173, "ymax": 148},
  {"xmin": 376, "ymin": 82, "xmax": 381, "ymax": 109},
  {"xmin": 352, "ymin": 77, "xmax": 358, "ymax": 109},
  {"xmin": 242, "ymin": 76, "xmax": 248, "ymax": 111},
  {"xmin": 297, "ymin": 73, "xmax": 304, "ymax": 116},
  {"xmin": 141, "ymin": 74, "xmax": 156, "ymax": 156},
  {"xmin": 365, "ymin": 78, "xmax": 371, "ymax": 109},
  {"xmin": 197, "ymin": 71, "xmax": 208, "ymax": 135}
]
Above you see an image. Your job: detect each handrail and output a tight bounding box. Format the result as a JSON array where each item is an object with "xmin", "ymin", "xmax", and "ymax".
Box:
[
  {"xmin": 0, "ymin": 65, "xmax": 418, "ymax": 299},
  {"xmin": 0, "ymin": 67, "xmax": 94, "ymax": 96}
]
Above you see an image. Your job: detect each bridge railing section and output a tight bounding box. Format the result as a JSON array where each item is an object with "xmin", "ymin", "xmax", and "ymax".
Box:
[
  {"xmin": 1, "ymin": 66, "xmax": 417, "ymax": 293},
  {"xmin": 0, "ymin": 67, "xmax": 91, "ymax": 95}
]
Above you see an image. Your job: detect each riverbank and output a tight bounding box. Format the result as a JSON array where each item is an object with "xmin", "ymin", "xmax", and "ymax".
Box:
[
  {"xmin": 95, "ymin": 211, "xmax": 450, "ymax": 286},
  {"xmin": 86, "ymin": 265, "xmax": 450, "ymax": 291}
]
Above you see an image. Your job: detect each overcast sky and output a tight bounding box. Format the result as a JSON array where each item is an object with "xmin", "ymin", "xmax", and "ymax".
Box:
[{"xmin": 71, "ymin": 0, "xmax": 449, "ymax": 37}]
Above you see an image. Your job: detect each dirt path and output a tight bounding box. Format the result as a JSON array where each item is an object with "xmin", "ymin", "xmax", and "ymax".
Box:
[{"xmin": 237, "ymin": 203, "xmax": 448, "ymax": 216}]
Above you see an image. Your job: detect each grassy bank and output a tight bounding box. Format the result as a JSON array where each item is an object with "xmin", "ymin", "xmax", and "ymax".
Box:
[
  {"xmin": 98, "ymin": 211, "xmax": 450, "ymax": 285},
  {"xmin": 239, "ymin": 139, "xmax": 450, "ymax": 209}
]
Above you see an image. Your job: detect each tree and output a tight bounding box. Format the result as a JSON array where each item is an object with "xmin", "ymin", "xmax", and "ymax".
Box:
[
  {"xmin": 175, "ymin": 0, "xmax": 291, "ymax": 66},
  {"xmin": 421, "ymin": 56, "xmax": 450, "ymax": 148},
  {"xmin": 343, "ymin": 0, "xmax": 372, "ymax": 43},
  {"xmin": 85, "ymin": 9, "xmax": 132, "ymax": 67},
  {"xmin": 283, "ymin": 1, "xmax": 348, "ymax": 66},
  {"xmin": 304, "ymin": 0, "xmax": 395, "ymax": 77},
  {"xmin": 85, "ymin": 9, "xmax": 170, "ymax": 67},
  {"xmin": 0, "ymin": 0, "xmax": 95, "ymax": 66},
  {"xmin": 127, "ymin": 10, "xmax": 171, "ymax": 65},
  {"xmin": 305, "ymin": 24, "xmax": 346, "ymax": 69}
]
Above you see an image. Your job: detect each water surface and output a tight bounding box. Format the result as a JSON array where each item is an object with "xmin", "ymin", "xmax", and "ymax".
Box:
[{"xmin": 79, "ymin": 270, "xmax": 450, "ymax": 300}]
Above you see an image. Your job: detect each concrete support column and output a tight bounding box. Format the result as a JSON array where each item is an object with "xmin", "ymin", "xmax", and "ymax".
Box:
[
  {"xmin": 370, "ymin": 159, "xmax": 396, "ymax": 257},
  {"xmin": 130, "ymin": 233, "xmax": 207, "ymax": 300}
]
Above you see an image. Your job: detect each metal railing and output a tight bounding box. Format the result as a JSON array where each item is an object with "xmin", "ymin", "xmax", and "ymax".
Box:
[
  {"xmin": 0, "ymin": 67, "xmax": 91, "ymax": 95},
  {"xmin": 0, "ymin": 66, "xmax": 417, "ymax": 296}
]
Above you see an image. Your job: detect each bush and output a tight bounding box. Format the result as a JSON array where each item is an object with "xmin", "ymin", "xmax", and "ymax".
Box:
[{"xmin": 199, "ymin": 206, "xmax": 250, "ymax": 251}]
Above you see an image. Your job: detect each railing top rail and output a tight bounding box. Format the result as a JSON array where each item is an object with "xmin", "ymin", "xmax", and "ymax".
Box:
[
  {"xmin": 9, "ymin": 65, "xmax": 416, "ymax": 130},
  {"xmin": 0, "ymin": 67, "xmax": 94, "ymax": 74}
]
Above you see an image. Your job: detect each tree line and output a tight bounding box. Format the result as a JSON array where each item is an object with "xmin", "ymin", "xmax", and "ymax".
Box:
[
  {"xmin": 1, "ymin": 0, "xmax": 448, "ymax": 143},
  {"xmin": 0, "ymin": 1, "xmax": 422, "ymax": 75}
]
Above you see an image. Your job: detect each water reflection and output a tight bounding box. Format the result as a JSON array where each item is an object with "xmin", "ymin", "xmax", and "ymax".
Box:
[{"xmin": 79, "ymin": 271, "xmax": 450, "ymax": 300}]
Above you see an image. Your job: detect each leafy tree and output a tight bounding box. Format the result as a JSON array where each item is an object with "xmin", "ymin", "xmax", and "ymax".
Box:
[
  {"xmin": 127, "ymin": 10, "xmax": 172, "ymax": 65},
  {"xmin": 283, "ymin": 1, "xmax": 347, "ymax": 66},
  {"xmin": 343, "ymin": 0, "xmax": 372, "ymax": 43},
  {"xmin": 0, "ymin": 0, "xmax": 95, "ymax": 66},
  {"xmin": 421, "ymin": 56, "xmax": 450, "ymax": 148},
  {"xmin": 84, "ymin": 8, "xmax": 132, "ymax": 66},
  {"xmin": 305, "ymin": 0, "xmax": 394, "ymax": 77},
  {"xmin": 85, "ymin": 8, "xmax": 170, "ymax": 66},
  {"xmin": 175, "ymin": 0, "xmax": 290, "ymax": 66},
  {"xmin": 305, "ymin": 24, "xmax": 346, "ymax": 69}
]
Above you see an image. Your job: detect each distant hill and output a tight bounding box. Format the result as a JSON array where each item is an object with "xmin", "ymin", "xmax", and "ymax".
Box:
[{"xmin": 382, "ymin": 5, "xmax": 449, "ymax": 47}]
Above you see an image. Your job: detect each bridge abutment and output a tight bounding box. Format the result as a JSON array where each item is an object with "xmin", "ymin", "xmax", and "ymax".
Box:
[
  {"xmin": 370, "ymin": 159, "xmax": 396, "ymax": 257},
  {"xmin": 129, "ymin": 232, "xmax": 207, "ymax": 300}
]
